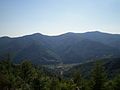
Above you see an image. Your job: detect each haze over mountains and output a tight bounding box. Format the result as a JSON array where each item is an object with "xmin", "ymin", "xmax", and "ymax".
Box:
[{"xmin": 0, "ymin": 31, "xmax": 120, "ymax": 64}]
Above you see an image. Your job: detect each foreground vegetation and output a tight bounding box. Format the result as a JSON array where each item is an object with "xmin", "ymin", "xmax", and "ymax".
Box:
[{"xmin": 0, "ymin": 59, "xmax": 120, "ymax": 90}]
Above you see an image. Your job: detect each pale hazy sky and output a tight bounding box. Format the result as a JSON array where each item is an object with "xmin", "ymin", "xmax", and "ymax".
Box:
[{"xmin": 0, "ymin": 0, "xmax": 120, "ymax": 37}]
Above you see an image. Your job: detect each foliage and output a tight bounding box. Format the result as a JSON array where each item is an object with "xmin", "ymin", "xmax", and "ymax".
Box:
[
  {"xmin": 91, "ymin": 62, "xmax": 107, "ymax": 90},
  {"xmin": 0, "ymin": 59, "xmax": 120, "ymax": 90}
]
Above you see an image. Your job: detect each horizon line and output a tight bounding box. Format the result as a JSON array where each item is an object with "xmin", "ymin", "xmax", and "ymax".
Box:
[{"xmin": 0, "ymin": 30, "xmax": 120, "ymax": 38}]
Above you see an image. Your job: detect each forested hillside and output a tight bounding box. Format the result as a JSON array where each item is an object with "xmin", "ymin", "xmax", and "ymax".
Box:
[
  {"xmin": 0, "ymin": 58, "xmax": 120, "ymax": 90},
  {"xmin": 0, "ymin": 31, "xmax": 120, "ymax": 64},
  {"xmin": 65, "ymin": 58, "xmax": 120, "ymax": 78}
]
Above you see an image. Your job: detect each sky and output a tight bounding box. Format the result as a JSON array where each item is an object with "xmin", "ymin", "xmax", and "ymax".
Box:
[{"xmin": 0, "ymin": 0, "xmax": 120, "ymax": 37}]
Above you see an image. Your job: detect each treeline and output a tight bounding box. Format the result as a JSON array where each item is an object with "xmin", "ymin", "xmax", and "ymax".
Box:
[{"xmin": 0, "ymin": 59, "xmax": 120, "ymax": 90}]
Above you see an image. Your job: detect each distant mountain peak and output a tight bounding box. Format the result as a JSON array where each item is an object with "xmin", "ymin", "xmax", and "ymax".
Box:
[
  {"xmin": 32, "ymin": 33, "xmax": 43, "ymax": 36},
  {"xmin": 0, "ymin": 36, "xmax": 10, "ymax": 39},
  {"xmin": 85, "ymin": 31, "xmax": 103, "ymax": 34},
  {"xmin": 58, "ymin": 32, "xmax": 76, "ymax": 37},
  {"xmin": 83, "ymin": 31, "xmax": 112, "ymax": 36},
  {"xmin": 65, "ymin": 32, "xmax": 75, "ymax": 34}
]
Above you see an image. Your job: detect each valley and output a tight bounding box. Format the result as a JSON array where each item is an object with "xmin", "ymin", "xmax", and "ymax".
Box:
[
  {"xmin": 0, "ymin": 31, "xmax": 120, "ymax": 90},
  {"xmin": 0, "ymin": 31, "xmax": 120, "ymax": 65}
]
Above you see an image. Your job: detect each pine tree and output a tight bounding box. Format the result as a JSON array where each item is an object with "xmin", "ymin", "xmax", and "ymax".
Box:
[
  {"xmin": 91, "ymin": 62, "xmax": 107, "ymax": 90},
  {"xmin": 73, "ymin": 70, "xmax": 85, "ymax": 90},
  {"xmin": 113, "ymin": 74, "xmax": 120, "ymax": 90},
  {"xmin": 49, "ymin": 78, "xmax": 60, "ymax": 90},
  {"xmin": 20, "ymin": 61, "xmax": 36, "ymax": 83}
]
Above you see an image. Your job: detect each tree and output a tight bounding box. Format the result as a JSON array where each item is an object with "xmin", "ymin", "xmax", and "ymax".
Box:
[
  {"xmin": 0, "ymin": 57, "xmax": 16, "ymax": 90},
  {"xmin": 73, "ymin": 70, "xmax": 85, "ymax": 90},
  {"xmin": 49, "ymin": 78, "xmax": 60, "ymax": 90},
  {"xmin": 91, "ymin": 62, "xmax": 107, "ymax": 90},
  {"xmin": 113, "ymin": 74, "xmax": 120, "ymax": 90},
  {"xmin": 20, "ymin": 61, "xmax": 37, "ymax": 83},
  {"xmin": 104, "ymin": 80, "xmax": 114, "ymax": 90},
  {"xmin": 31, "ymin": 78, "xmax": 45, "ymax": 90}
]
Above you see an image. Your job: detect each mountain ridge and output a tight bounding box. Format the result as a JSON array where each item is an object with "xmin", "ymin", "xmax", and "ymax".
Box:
[
  {"xmin": 1, "ymin": 31, "xmax": 120, "ymax": 38},
  {"xmin": 0, "ymin": 31, "xmax": 120, "ymax": 64}
]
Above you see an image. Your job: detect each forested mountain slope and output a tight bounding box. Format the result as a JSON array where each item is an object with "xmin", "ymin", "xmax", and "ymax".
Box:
[{"xmin": 0, "ymin": 31, "xmax": 120, "ymax": 64}]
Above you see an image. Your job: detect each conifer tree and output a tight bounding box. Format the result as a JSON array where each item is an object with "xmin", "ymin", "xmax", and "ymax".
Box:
[
  {"xmin": 73, "ymin": 70, "xmax": 85, "ymax": 90},
  {"xmin": 91, "ymin": 62, "xmax": 107, "ymax": 90},
  {"xmin": 113, "ymin": 74, "xmax": 120, "ymax": 90}
]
